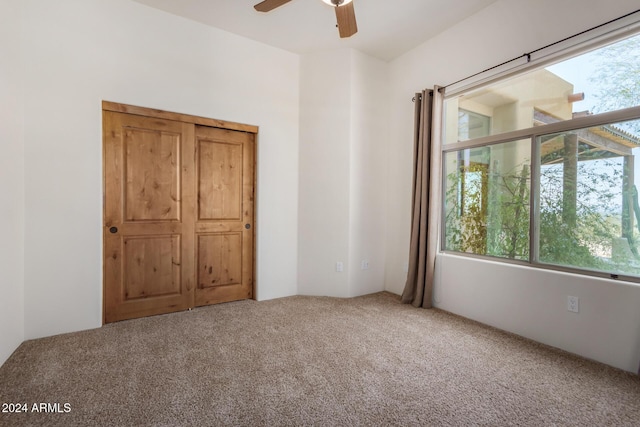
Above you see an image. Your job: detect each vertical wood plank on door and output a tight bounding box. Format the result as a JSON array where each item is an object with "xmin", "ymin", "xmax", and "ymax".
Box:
[
  {"xmin": 241, "ymin": 126, "xmax": 255, "ymax": 301},
  {"xmin": 181, "ymin": 123, "xmax": 196, "ymax": 310},
  {"xmin": 103, "ymin": 111, "xmax": 122, "ymax": 322}
]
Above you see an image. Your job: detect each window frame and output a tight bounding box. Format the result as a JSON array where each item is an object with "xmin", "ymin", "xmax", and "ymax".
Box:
[{"xmin": 441, "ymin": 102, "xmax": 640, "ymax": 282}]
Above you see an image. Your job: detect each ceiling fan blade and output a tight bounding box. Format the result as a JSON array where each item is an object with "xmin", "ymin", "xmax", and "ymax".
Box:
[
  {"xmin": 254, "ymin": 0, "xmax": 292, "ymax": 13},
  {"xmin": 335, "ymin": 2, "xmax": 357, "ymax": 38}
]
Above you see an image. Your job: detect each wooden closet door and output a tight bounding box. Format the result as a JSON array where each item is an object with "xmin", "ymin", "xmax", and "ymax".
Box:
[
  {"xmin": 103, "ymin": 111, "xmax": 195, "ymax": 323},
  {"xmin": 194, "ymin": 126, "xmax": 254, "ymax": 306}
]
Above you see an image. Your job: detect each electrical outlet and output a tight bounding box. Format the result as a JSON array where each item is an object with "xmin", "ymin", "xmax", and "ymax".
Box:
[
  {"xmin": 567, "ymin": 296, "xmax": 579, "ymax": 313},
  {"xmin": 336, "ymin": 261, "xmax": 344, "ymax": 273},
  {"xmin": 360, "ymin": 260, "xmax": 370, "ymax": 270}
]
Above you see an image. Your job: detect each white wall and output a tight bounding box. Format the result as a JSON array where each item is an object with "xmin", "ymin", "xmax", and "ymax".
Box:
[
  {"xmin": 386, "ymin": 0, "xmax": 640, "ymax": 372},
  {"xmin": 298, "ymin": 49, "xmax": 388, "ymax": 298},
  {"xmin": 0, "ymin": 0, "xmax": 25, "ymax": 366},
  {"xmin": 348, "ymin": 51, "xmax": 388, "ymax": 297},
  {"xmin": 298, "ymin": 49, "xmax": 352, "ymax": 297},
  {"xmin": 21, "ymin": 0, "xmax": 300, "ymax": 340},
  {"xmin": 435, "ymin": 254, "xmax": 640, "ymax": 372}
]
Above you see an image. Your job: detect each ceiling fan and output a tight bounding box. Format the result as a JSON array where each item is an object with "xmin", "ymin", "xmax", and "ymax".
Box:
[{"xmin": 254, "ymin": 0, "xmax": 358, "ymax": 38}]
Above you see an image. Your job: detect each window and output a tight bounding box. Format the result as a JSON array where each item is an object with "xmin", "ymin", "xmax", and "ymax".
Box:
[
  {"xmin": 536, "ymin": 119, "xmax": 640, "ymax": 276},
  {"xmin": 444, "ymin": 140, "xmax": 530, "ymax": 260},
  {"xmin": 442, "ymin": 31, "xmax": 640, "ymax": 281}
]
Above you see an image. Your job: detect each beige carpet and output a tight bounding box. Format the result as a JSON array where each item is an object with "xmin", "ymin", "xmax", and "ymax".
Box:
[{"xmin": 1, "ymin": 292, "xmax": 639, "ymax": 426}]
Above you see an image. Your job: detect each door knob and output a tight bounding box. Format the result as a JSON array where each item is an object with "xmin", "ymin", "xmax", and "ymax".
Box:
[
  {"xmin": 109, "ymin": 227, "xmax": 118, "ymax": 234},
  {"xmin": 245, "ymin": 224, "xmax": 251, "ymax": 230}
]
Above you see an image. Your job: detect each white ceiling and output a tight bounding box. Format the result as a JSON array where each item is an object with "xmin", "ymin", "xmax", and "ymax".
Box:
[{"xmin": 132, "ymin": 0, "xmax": 498, "ymax": 61}]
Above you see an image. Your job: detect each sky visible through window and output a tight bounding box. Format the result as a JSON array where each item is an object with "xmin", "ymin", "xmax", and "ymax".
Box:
[{"xmin": 546, "ymin": 33, "xmax": 640, "ymax": 118}]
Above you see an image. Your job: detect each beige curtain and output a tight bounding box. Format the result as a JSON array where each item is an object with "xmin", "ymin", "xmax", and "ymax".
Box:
[{"xmin": 402, "ymin": 87, "xmax": 443, "ymax": 308}]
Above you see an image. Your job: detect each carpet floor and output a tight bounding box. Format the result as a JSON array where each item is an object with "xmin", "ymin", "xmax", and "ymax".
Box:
[{"xmin": 1, "ymin": 292, "xmax": 639, "ymax": 426}]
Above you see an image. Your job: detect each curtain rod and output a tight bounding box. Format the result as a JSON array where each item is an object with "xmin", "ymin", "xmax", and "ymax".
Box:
[
  {"xmin": 443, "ymin": 8, "xmax": 640, "ymax": 90},
  {"xmin": 412, "ymin": 8, "xmax": 640, "ymax": 102}
]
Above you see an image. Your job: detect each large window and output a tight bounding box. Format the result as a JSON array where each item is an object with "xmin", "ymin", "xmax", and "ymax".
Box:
[{"xmin": 443, "ymin": 31, "xmax": 640, "ymax": 281}]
